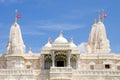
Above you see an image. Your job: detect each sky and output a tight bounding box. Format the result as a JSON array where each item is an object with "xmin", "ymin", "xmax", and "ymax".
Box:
[{"xmin": 0, "ymin": 0, "xmax": 120, "ymax": 53}]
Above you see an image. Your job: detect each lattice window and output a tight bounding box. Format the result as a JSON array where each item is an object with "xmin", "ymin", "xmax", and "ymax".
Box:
[
  {"xmin": 117, "ymin": 66, "xmax": 120, "ymax": 70},
  {"xmin": 90, "ymin": 65, "xmax": 94, "ymax": 70},
  {"xmin": 105, "ymin": 64, "xmax": 110, "ymax": 69}
]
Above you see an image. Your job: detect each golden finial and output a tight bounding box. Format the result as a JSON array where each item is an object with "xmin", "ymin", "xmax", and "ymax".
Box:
[
  {"xmin": 48, "ymin": 37, "xmax": 51, "ymax": 43},
  {"xmin": 94, "ymin": 19, "xmax": 96, "ymax": 24},
  {"xmin": 70, "ymin": 37, "xmax": 74, "ymax": 43}
]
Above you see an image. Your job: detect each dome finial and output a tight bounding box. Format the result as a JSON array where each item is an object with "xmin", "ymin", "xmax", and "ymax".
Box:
[
  {"xmin": 94, "ymin": 19, "xmax": 96, "ymax": 24},
  {"xmin": 70, "ymin": 37, "xmax": 74, "ymax": 43},
  {"xmin": 44, "ymin": 37, "xmax": 52, "ymax": 47},
  {"xmin": 69, "ymin": 37, "xmax": 77, "ymax": 47},
  {"xmin": 48, "ymin": 37, "xmax": 52, "ymax": 43},
  {"xmin": 29, "ymin": 47, "xmax": 32, "ymax": 51},
  {"xmin": 28, "ymin": 47, "xmax": 32, "ymax": 54},
  {"xmin": 60, "ymin": 31, "xmax": 63, "ymax": 37}
]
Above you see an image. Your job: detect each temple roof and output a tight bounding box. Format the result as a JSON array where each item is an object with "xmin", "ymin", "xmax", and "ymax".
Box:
[{"xmin": 54, "ymin": 32, "xmax": 68, "ymax": 44}]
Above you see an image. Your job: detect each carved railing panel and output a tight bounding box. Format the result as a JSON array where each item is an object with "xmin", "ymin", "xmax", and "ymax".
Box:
[
  {"xmin": 50, "ymin": 67, "xmax": 72, "ymax": 80},
  {"xmin": 73, "ymin": 70, "xmax": 120, "ymax": 76},
  {"xmin": 0, "ymin": 69, "xmax": 33, "ymax": 75}
]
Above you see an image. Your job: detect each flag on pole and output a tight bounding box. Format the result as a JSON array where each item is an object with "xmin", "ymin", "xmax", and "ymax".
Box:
[
  {"xmin": 16, "ymin": 13, "xmax": 21, "ymax": 18},
  {"xmin": 103, "ymin": 13, "xmax": 107, "ymax": 18},
  {"xmin": 14, "ymin": 9, "xmax": 21, "ymax": 22},
  {"xmin": 102, "ymin": 9, "xmax": 107, "ymax": 18}
]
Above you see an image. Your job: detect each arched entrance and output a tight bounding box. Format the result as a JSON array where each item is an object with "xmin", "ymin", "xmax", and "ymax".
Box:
[
  {"xmin": 55, "ymin": 54, "xmax": 67, "ymax": 67},
  {"xmin": 71, "ymin": 55, "xmax": 77, "ymax": 69},
  {"xmin": 44, "ymin": 55, "xmax": 52, "ymax": 69}
]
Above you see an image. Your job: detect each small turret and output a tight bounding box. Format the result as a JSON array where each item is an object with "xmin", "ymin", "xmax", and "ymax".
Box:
[
  {"xmin": 44, "ymin": 37, "xmax": 52, "ymax": 47},
  {"xmin": 69, "ymin": 38, "xmax": 77, "ymax": 47},
  {"xmin": 28, "ymin": 47, "xmax": 33, "ymax": 54}
]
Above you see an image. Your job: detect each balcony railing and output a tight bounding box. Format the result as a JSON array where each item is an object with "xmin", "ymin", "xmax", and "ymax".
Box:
[
  {"xmin": 50, "ymin": 67, "xmax": 73, "ymax": 80},
  {"xmin": 50, "ymin": 67, "xmax": 72, "ymax": 73},
  {"xmin": 73, "ymin": 70, "xmax": 120, "ymax": 76},
  {"xmin": 0, "ymin": 69, "xmax": 33, "ymax": 75}
]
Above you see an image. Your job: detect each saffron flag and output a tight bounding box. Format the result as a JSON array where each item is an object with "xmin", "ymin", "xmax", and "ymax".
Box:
[
  {"xmin": 16, "ymin": 13, "xmax": 21, "ymax": 18},
  {"xmin": 103, "ymin": 13, "xmax": 107, "ymax": 18}
]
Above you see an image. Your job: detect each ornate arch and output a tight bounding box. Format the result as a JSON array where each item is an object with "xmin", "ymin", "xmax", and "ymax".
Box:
[
  {"xmin": 71, "ymin": 55, "xmax": 77, "ymax": 69},
  {"xmin": 54, "ymin": 51, "xmax": 67, "ymax": 67},
  {"xmin": 44, "ymin": 55, "xmax": 52, "ymax": 69}
]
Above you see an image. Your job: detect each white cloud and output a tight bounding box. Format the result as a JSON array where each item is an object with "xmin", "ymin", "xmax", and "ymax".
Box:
[
  {"xmin": 0, "ymin": 0, "xmax": 22, "ymax": 4},
  {"xmin": 36, "ymin": 23, "xmax": 85, "ymax": 31},
  {"xmin": 61, "ymin": 8, "xmax": 97, "ymax": 20},
  {"xmin": 23, "ymin": 31, "xmax": 45, "ymax": 36},
  {"xmin": 0, "ymin": 0, "xmax": 4, "ymax": 2},
  {"xmin": 78, "ymin": 42, "xmax": 87, "ymax": 53}
]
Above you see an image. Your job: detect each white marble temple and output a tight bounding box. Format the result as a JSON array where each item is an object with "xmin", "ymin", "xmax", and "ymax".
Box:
[{"xmin": 0, "ymin": 17, "xmax": 120, "ymax": 80}]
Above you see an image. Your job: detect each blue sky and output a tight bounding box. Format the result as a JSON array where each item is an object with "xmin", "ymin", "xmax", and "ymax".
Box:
[{"xmin": 0, "ymin": 0, "xmax": 120, "ymax": 53}]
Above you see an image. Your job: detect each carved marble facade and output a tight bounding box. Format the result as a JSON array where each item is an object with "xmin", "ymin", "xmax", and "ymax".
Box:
[{"xmin": 0, "ymin": 17, "xmax": 120, "ymax": 80}]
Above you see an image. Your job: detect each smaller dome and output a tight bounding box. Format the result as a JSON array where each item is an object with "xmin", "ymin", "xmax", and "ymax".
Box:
[
  {"xmin": 28, "ymin": 47, "xmax": 33, "ymax": 54},
  {"xmin": 44, "ymin": 38, "xmax": 52, "ymax": 47},
  {"xmin": 54, "ymin": 32, "xmax": 68, "ymax": 44},
  {"xmin": 69, "ymin": 38, "xmax": 77, "ymax": 47}
]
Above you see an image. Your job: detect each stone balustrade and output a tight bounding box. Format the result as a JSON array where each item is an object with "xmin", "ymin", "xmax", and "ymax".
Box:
[
  {"xmin": 73, "ymin": 70, "xmax": 120, "ymax": 76},
  {"xmin": 0, "ymin": 69, "xmax": 33, "ymax": 75},
  {"xmin": 50, "ymin": 67, "xmax": 72, "ymax": 73},
  {"xmin": 34, "ymin": 70, "xmax": 50, "ymax": 76},
  {"xmin": 50, "ymin": 67, "xmax": 72, "ymax": 80}
]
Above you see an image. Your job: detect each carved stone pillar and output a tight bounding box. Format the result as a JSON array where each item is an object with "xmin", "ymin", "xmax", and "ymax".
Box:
[
  {"xmin": 52, "ymin": 51, "xmax": 55, "ymax": 67},
  {"xmin": 77, "ymin": 54, "xmax": 80, "ymax": 69},
  {"xmin": 42, "ymin": 55, "xmax": 44, "ymax": 69},
  {"xmin": 67, "ymin": 51, "xmax": 71, "ymax": 67}
]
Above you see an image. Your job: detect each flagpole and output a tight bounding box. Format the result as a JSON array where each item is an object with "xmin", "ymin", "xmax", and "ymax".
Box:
[
  {"xmin": 15, "ymin": 9, "xmax": 18, "ymax": 23},
  {"xmin": 102, "ymin": 9, "xmax": 104, "ymax": 22},
  {"xmin": 97, "ymin": 10, "xmax": 101, "ymax": 22}
]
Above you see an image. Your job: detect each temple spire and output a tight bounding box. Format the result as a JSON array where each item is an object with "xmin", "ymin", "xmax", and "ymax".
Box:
[
  {"xmin": 6, "ymin": 11, "xmax": 25, "ymax": 54},
  {"xmin": 86, "ymin": 16, "xmax": 111, "ymax": 53}
]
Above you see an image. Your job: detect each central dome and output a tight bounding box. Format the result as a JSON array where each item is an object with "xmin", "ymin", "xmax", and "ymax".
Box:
[{"xmin": 54, "ymin": 32, "xmax": 68, "ymax": 44}]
